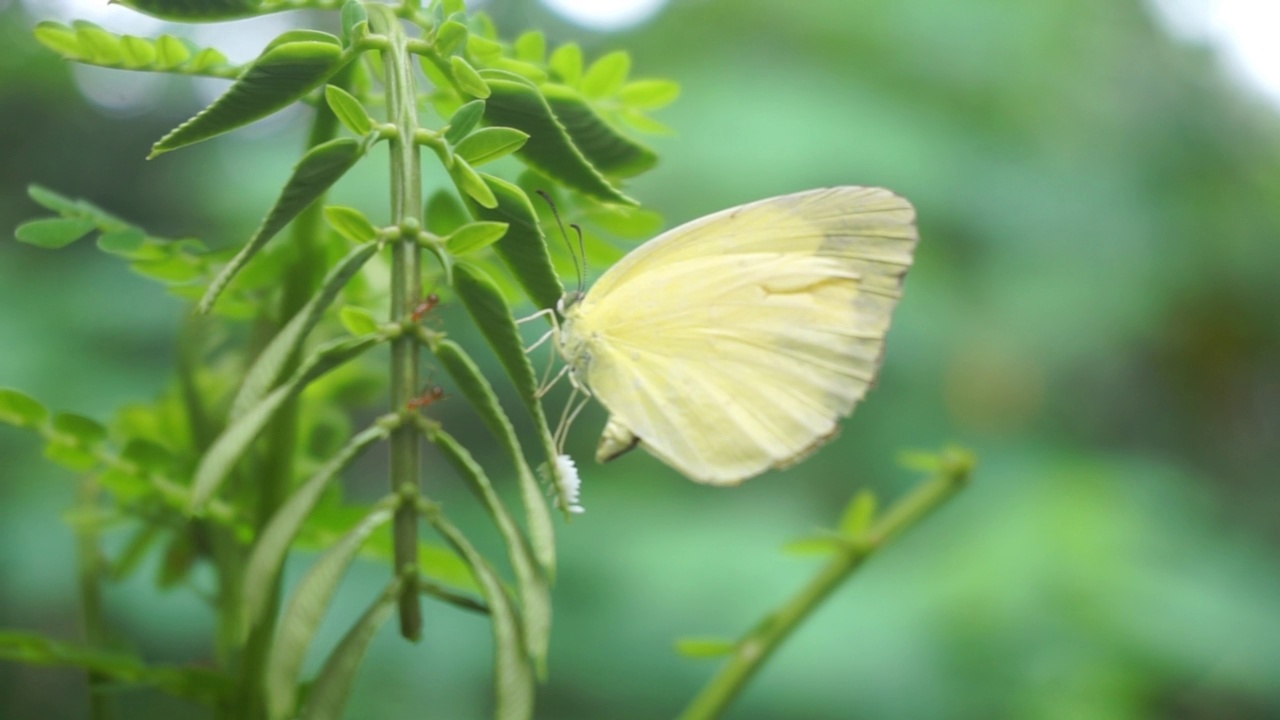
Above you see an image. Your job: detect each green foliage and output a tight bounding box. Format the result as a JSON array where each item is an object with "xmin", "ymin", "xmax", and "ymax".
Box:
[
  {"xmin": 0, "ymin": 632, "xmax": 232, "ymax": 702},
  {"xmin": 151, "ymin": 33, "xmax": 347, "ymax": 156},
  {"xmin": 425, "ymin": 507, "xmax": 535, "ymax": 720},
  {"xmin": 296, "ymin": 579, "xmax": 402, "ymax": 720},
  {"xmin": 325, "ymin": 84, "xmax": 374, "ymax": 136},
  {"xmin": 189, "ymin": 333, "xmax": 382, "ymax": 510},
  {"xmin": 455, "ymin": 126, "xmax": 529, "ymax": 166},
  {"xmin": 34, "ymin": 21, "xmax": 237, "ymax": 77},
  {"xmin": 198, "ymin": 138, "xmax": 368, "ymax": 313},
  {"xmin": 267, "ymin": 501, "xmax": 395, "ymax": 720},
  {"xmin": 464, "ymin": 173, "xmax": 564, "ymax": 310},
  {"xmin": 6, "ymin": 0, "xmax": 679, "ymax": 717},
  {"xmin": 243, "ymin": 424, "xmax": 394, "ymax": 635},
  {"xmin": 479, "ymin": 70, "xmax": 635, "ymax": 204},
  {"xmin": 0, "ymin": 388, "xmax": 49, "ymax": 428},
  {"xmin": 426, "ymin": 427, "xmax": 552, "ymax": 671},
  {"xmin": 114, "ymin": 0, "xmax": 263, "ymax": 22},
  {"xmin": 444, "ymin": 220, "xmax": 509, "ymax": 255}
]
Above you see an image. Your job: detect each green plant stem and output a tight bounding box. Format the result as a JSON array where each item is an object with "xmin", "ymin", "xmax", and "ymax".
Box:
[
  {"xmin": 373, "ymin": 3, "xmax": 424, "ymax": 641},
  {"xmin": 678, "ymin": 451, "xmax": 974, "ymax": 720},
  {"xmin": 75, "ymin": 476, "xmax": 116, "ymax": 720},
  {"xmin": 231, "ymin": 59, "xmax": 355, "ymax": 720}
]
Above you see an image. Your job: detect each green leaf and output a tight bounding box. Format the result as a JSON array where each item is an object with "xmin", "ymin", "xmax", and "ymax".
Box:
[
  {"xmin": 15, "ymin": 217, "xmax": 97, "ymax": 249},
  {"xmin": 96, "ymin": 229, "xmax": 147, "ymax": 256},
  {"xmin": 455, "ymin": 126, "xmax": 529, "ymax": 166},
  {"xmin": 514, "ymin": 31, "xmax": 546, "ymax": 64},
  {"xmin": 450, "ymin": 55, "xmax": 490, "ymax": 99},
  {"xmin": 543, "ymin": 84, "xmax": 658, "ymax": 178},
  {"xmin": 838, "ymin": 490, "xmax": 878, "ymax": 538},
  {"xmin": 489, "ymin": 57, "xmax": 547, "ymax": 84},
  {"xmin": 324, "ymin": 85, "xmax": 373, "ymax": 136},
  {"xmin": 425, "ymin": 511, "xmax": 534, "ymax": 720},
  {"xmin": 581, "ymin": 50, "xmax": 630, "ymax": 99},
  {"xmin": 479, "ymin": 71, "xmax": 635, "ymax": 205},
  {"xmin": 618, "ymin": 79, "xmax": 680, "ymax": 110},
  {"xmin": 0, "ymin": 389, "xmax": 49, "ymax": 428},
  {"xmin": 151, "ymin": 34, "xmax": 345, "ymax": 156},
  {"xmin": 675, "ymin": 637, "xmax": 738, "ymax": 659},
  {"xmin": 435, "ymin": 20, "xmax": 468, "ymax": 56},
  {"xmin": 243, "ymin": 424, "xmax": 390, "ymax": 638},
  {"xmin": 53, "ymin": 413, "xmax": 107, "ymax": 447},
  {"xmin": 897, "ymin": 450, "xmax": 945, "ymax": 473},
  {"xmin": 339, "ymin": 306, "xmax": 380, "ymax": 336},
  {"xmin": 73, "ymin": 23, "xmax": 124, "ymax": 66},
  {"xmin": 781, "ymin": 536, "xmax": 846, "ymax": 557},
  {"xmin": 296, "ymin": 579, "xmax": 401, "ymax": 720},
  {"xmin": 444, "ymin": 99, "xmax": 485, "ymax": 145},
  {"xmin": 187, "ymin": 47, "xmax": 230, "ymax": 74},
  {"xmin": 449, "ymin": 157, "xmax": 498, "ymax": 209},
  {"xmin": 425, "ymin": 190, "xmax": 468, "ymax": 236},
  {"xmin": 453, "ymin": 264, "xmax": 543, "ymax": 408},
  {"xmin": 199, "ymin": 138, "xmax": 366, "ymax": 314},
  {"xmin": 432, "ymin": 340, "xmax": 556, "ymax": 577},
  {"xmin": 44, "ymin": 439, "xmax": 98, "ymax": 472},
  {"xmin": 470, "ymin": 11, "xmax": 499, "ymax": 39},
  {"xmin": 155, "ymin": 35, "xmax": 191, "ymax": 68},
  {"xmin": 266, "ymin": 503, "xmax": 395, "ymax": 720},
  {"xmin": 119, "ymin": 35, "xmax": 158, "ymax": 68},
  {"xmin": 617, "ymin": 108, "xmax": 674, "ymax": 136},
  {"xmin": 548, "ymin": 42, "xmax": 583, "ymax": 86},
  {"xmin": 340, "ymin": 0, "xmax": 368, "ymax": 42},
  {"xmin": 33, "ymin": 22, "xmax": 82, "ymax": 60},
  {"xmin": 465, "ymin": 34, "xmax": 503, "ymax": 64},
  {"xmin": 189, "ymin": 334, "xmax": 382, "ymax": 511},
  {"xmin": 464, "ymin": 174, "xmax": 564, "ymax": 310},
  {"xmin": 429, "ymin": 428, "xmax": 552, "ymax": 673},
  {"xmin": 229, "ymin": 242, "xmax": 378, "ymax": 420},
  {"xmin": 324, "ymin": 205, "xmax": 379, "ymax": 244},
  {"xmin": 445, "ymin": 221, "xmax": 509, "ymax": 255},
  {"xmin": 0, "ymin": 631, "xmax": 231, "ymax": 703},
  {"xmin": 43, "ymin": 413, "xmax": 108, "ymax": 471},
  {"xmin": 28, "ymin": 184, "xmax": 96, "ymax": 217},
  {"xmin": 113, "ymin": 0, "xmax": 263, "ymax": 21}
]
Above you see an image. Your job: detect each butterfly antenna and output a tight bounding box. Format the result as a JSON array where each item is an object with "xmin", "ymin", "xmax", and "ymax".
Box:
[
  {"xmin": 536, "ymin": 189, "xmax": 584, "ymax": 294},
  {"xmin": 569, "ymin": 223, "xmax": 587, "ymax": 296}
]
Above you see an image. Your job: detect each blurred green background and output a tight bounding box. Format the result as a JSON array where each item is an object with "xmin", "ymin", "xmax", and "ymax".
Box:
[{"xmin": 3, "ymin": 0, "xmax": 1279, "ymax": 718}]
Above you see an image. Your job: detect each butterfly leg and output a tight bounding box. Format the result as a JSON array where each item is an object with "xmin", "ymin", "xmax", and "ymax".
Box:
[
  {"xmin": 515, "ymin": 307, "xmax": 556, "ymax": 325},
  {"xmin": 553, "ymin": 385, "xmax": 593, "ymax": 454}
]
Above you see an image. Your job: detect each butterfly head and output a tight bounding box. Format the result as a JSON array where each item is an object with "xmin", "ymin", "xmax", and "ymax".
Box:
[{"xmin": 556, "ymin": 290, "xmax": 585, "ymax": 317}]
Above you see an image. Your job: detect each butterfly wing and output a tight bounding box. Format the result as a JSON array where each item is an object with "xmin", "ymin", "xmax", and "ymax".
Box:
[{"xmin": 564, "ymin": 186, "xmax": 917, "ymax": 485}]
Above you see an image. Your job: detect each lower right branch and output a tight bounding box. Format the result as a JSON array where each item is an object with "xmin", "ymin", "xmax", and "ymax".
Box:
[{"xmin": 679, "ymin": 447, "xmax": 976, "ymax": 720}]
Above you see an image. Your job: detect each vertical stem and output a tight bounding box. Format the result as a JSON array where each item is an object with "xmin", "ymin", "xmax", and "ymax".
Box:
[
  {"xmin": 373, "ymin": 4, "xmax": 424, "ymax": 640},
  {"xmin": 75, "ymin": 476, "xmax": 116, "ymax": 720},
  {"xmin": 679, "ymin": 452, "xmax": 973, "ymax": 720}
]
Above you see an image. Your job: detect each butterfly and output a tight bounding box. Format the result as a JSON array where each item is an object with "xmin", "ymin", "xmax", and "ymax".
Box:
[{"xmin": 553, "ymin": 186, "xmax": 918, "ymax": 485}]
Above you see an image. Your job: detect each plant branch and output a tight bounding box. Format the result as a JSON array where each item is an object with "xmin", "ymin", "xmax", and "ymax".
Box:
[
  {"xmin": 74, "ymin": 476, "xmax": 117, "ymax": 720},
  {"xmin": 372, "ymin": 3, "xmax": 425, "ymax": 641},
  {"xmin": 678, "ymin": 449, "xmax": 975, "ymax": 720}
]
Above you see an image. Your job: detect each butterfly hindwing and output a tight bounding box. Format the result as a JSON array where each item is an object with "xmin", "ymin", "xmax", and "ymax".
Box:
[{"xmin": 561, "ymin": 187, "xmax": 917, "ymax": 484}]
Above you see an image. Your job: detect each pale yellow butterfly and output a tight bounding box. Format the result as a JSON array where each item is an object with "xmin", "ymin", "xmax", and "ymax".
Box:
[{"xmin": 553, "ymin": 186, "xmax": 918, "ymax": 485}]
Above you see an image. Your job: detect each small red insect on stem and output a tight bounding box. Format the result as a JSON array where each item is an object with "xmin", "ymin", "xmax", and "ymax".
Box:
[
  {"xmin": 412, "ymin": 292, "xmax": 440, "ymax": 323},
  {"xmin": 407, "ymin": 385, "xmax": 446, "ymax": 411}
]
